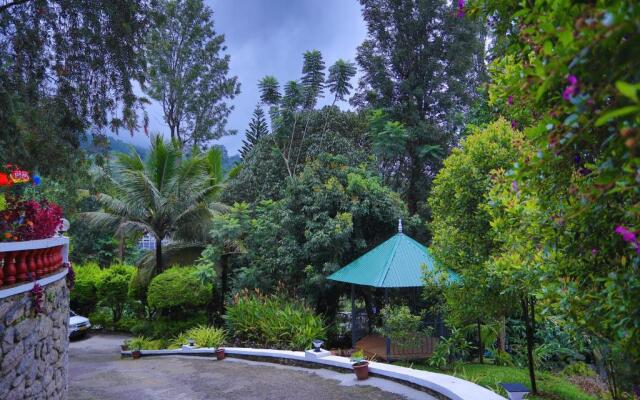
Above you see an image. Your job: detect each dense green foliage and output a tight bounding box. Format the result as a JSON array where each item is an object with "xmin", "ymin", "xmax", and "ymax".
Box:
[
  {"xmin": 207, "ymin": 154, "xmax": 406, "ymax": 319},
  {"xmin": 70, "ymin": 263, "xmax": 104, "ymax": 315},
  {"xmin": 377, "ymin": 305, "xmax": 425, "ymax": 350},
  {"xmin": 147, "ymin": 266, "xmax": 212, "ymax": 312},
  {"xmin": 0, "ymin": 0, "xmax": 149, "ymax": 175},
  {"xmin": 96, "ymin": 265, "xmax": 135, "ymax": 324},
  {"xmin": 225, "ymin": 291, "xmax": 326, "ymax": 350},
  {"xmin": 399, "ymin": 362, "xmax": 596, "ymax": 400},
  {"xmin": 171, "ymin": 325, "xmax": 226, "ymax": 348}
]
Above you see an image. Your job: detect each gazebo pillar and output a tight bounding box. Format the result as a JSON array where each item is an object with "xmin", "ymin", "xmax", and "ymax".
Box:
[
  {"xmin": 384, "ymin": 288, "xmax": 391, "ymax": 361},
  {"xmin": 351, "ymin": 284, "xmax": 356, "ymax": 348}
]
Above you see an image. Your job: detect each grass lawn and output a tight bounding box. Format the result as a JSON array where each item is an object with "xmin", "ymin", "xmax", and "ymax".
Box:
[{"xmin": 394, "ymin": 362, "xmax": 597, "ymax": 400}]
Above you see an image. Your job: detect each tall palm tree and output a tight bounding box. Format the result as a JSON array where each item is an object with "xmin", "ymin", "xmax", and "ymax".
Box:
[{"xmin": 83, "ymin": 136, "xmax": 222, "ymax": 275}]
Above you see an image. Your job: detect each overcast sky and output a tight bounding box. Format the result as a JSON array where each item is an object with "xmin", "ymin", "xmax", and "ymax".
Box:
[{"xmin": 120, "ymin": 0, "xmax": 367, "ymax": 155}]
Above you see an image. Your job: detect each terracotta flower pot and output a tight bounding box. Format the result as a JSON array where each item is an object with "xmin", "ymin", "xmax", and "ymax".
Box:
[
  {"xmin": 353, "ymin": 361, "xmax": 369, "ymax": 380},
  {"xmin": 131, "ymin": 350, "xmax": 142, "ymax": 359},
  {"xmin": 215, "ymin": 348, "xmax": 225, "ymax": 360}
]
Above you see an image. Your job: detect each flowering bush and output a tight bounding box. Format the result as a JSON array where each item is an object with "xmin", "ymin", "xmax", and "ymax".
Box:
[
  {"xmin": 0, "ymin": 197, "xmax": 63, "ymax": 241},
  {"xmin": 0, "ymin": 165, "xmax": 62, "ymax": 242}
]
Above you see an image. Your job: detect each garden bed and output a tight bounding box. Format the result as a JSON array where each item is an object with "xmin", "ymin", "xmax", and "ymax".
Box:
[{"xmin": 393, "ymin": 362, "xmax": 598, "ymax": 400}]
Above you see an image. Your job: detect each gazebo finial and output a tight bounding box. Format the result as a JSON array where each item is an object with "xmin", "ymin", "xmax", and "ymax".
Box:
[{"xmin": 398, "ymin": 218, "xmax": 403, "ymax": 233}]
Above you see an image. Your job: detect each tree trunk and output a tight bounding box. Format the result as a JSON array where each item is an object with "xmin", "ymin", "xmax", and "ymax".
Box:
[
  {"xmin": 407, "ymin": 148, "xmax": 420, "ymax": 215},
  {"xmin": 477, "ymin": 319, "xmax": 484, "ymax": 364},
  {"xmin": 119, "ymin": 233, "xmax": 125, "ymax": 263},
  {"xmin": 522, "ymin": 296, "xmax": 537, "ymax": 394},
  {"xmin": 497, "ymin": 316, "xmax": 507, "ymax": 352},
  {"xmin": 155, "ymin": 238, "xmax": 163, "ymax": 274}
]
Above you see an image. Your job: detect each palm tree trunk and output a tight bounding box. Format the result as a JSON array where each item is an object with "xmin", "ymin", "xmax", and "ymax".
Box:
[{"xmin": 155, "ymin": 238, "xmax": 163, "ymax": 274}]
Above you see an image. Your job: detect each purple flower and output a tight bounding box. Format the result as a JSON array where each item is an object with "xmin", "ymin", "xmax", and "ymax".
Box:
[
  {"xmin": 511, "ymin": 180, "xmax": 519, "ymax": 193},
  {"xmin": 563, "ymin": 75, "xmax": 580, "ymax": 101},
  {"xmin": 615, "ymin": 225, "xmax": 637, "ymax": 244},
  {"xmin": 508, "ymin": 95, "xmax": 513, "ymax": 105},
  {"xmin": 591, "ymin": 248, "xmax": 598, "ymax": 256},
  {"xmin": 457, "ymin": 0, "xmax": 465, "ymax": 18},
  {"xmin": 511, "ymin": 120, "xmax": 517, "ymax": 129}
]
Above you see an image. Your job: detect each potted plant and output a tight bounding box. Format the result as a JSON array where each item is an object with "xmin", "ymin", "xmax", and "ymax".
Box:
[
  {"xmin": 121, "ymin": 339, "xmax": 130, "ymax": 352},
  {"xmin": 350, "ymin": 349, "xmax": 369, "ymax": 380},
  {"xmin": 215, "ymin": 347, "xmax": 225, "ymax": 360}
]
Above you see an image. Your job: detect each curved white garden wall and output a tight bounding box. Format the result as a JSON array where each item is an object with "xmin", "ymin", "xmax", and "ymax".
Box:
[{"xmin": 122, "ymin": 345, "xmax": 506, "ymax": 400}]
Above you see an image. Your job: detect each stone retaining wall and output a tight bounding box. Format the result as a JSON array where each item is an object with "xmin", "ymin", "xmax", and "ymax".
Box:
[{"xmin": 0, "ymin": 276, "xmax": 69, "ymax": 400}]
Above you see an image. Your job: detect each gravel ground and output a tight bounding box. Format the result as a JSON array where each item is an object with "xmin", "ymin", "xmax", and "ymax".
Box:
[{"xmin": 68, "ymin": 333, "xmax": 435, "ymax": 400}]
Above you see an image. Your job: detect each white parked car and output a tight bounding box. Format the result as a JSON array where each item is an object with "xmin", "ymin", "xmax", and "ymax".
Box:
[{"xmin": 69, "ymin": 310, "xmax": 91, "ymax": 338}]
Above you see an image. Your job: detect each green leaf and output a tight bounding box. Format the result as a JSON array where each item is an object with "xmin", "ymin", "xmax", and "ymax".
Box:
[
  {"xmin": 615, "ymin": 81, "xmax": 639, "ymax": 103},
  {"xmin": 595, "ymin": 106, "xmax": 640, "ymax": 126}
]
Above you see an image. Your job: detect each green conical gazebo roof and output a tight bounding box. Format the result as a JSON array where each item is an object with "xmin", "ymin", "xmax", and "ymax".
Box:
[{"xmin": 328, "ymin": 227, "xmax": 455, "ymax": 288}]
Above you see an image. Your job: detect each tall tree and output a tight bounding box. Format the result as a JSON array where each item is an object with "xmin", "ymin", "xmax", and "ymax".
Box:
[
  {"xmin": 0, "ymin": 0, "xmax": 150, "ymax": 175},
  {"xmin": 240, "ymin": 106, "xmax": 269, "ymax": 159},
  {"xmin": 257, "ymin": 52, "xmax": 359, "ymax": 178},
  {"xmin": 145, "ymin": 0, "xmax": 240, "ymax": 148},
  {"xmin": 354, "ymin": 0, "xmax": 487, "ymax": 215},
  {"xmin": 83, "ymin": 136, "xmax": 220, "ymax": 275}
]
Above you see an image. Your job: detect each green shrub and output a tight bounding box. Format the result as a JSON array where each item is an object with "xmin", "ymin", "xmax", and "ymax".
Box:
[
  {"xmin": 130, "ymin": 315, "xmax": 208, "ymax": 339},
  {"xmin": 562, "ymin": 361, "xmax": 596, "ymax": 378},
  {"xmin": 147, "ymin": 266, "xmax": 211, "ymax": 312},
  {"xmin": 493, "ymin": 350, "xmax": 515, "ymax": 367},
  {"xmin": 70, "ymin": 262, "xmax": 104, "ymax": 315},
  {"xmin": 128, "ymin": 336, "xmax": 168, "ymax": 350},
  {"xmin": 96, "ymin": 264, "xmax": 135, "ymax": 324},
  {"xmin": 376, "ymin": 305, "xmax": 425, "ymax": 350},
  {"xmin": 226, "ymin": 291, "xmax": 326, "ymax": 350},
  {"xmin": 170, "ymin": 325, "xmax": 226, "ymax": 349},
  {"xmin": 427, "ymin": 328, "xmax": 473, "ymax": 370}
]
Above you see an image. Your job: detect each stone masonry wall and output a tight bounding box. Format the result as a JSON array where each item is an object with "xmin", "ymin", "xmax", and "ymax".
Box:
[{"xmin": 0, "ymin": 277, "xmax": 69, "ymax": 400}]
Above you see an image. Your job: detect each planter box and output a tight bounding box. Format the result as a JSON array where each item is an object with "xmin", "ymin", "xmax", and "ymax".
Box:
[{"xmin": 0, "ymin": 236, "xmax": 69, "ymax": 288}]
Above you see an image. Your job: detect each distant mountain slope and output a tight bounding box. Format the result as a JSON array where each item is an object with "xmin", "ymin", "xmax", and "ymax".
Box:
[
  {"xmin": 81, "ymin": 135, "xmax": 149, "ymax": 158},
  {"xmin": 82, "ymin": 135, "xmax": 240, "ymax": 173}
]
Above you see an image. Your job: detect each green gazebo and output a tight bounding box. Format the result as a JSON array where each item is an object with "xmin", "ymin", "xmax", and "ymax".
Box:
[{"xmin": 328, "ymin": 220, "xmax": 453, "ymax": 359}]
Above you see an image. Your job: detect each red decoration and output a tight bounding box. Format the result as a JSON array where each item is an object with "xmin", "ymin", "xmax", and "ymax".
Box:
[{"xmin": 0, "ymin": 173, "xmax": 12, "ymax": 187}]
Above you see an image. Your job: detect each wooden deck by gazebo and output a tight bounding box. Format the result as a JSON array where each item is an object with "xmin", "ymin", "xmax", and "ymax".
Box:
[{"xmin": 356, "ymin": 334, "xmax": 437, "ymax": 361}]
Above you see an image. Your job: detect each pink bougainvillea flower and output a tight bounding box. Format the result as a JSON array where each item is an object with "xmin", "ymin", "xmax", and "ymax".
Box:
[
  {"xmin": 563, "ymin": 75, "xmax": 579, "ymax": 101},
  {"xmin": 508, "ymin": 95, "xmax": 513, "ymax": 105},
  {"xmin": 615, "ymin": 225, "xmax": 637, "ymax": 244}
]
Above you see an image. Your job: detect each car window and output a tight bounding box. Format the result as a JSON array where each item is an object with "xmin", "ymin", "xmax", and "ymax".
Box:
[{"xmin": 70, "ymin": 310, "xmax": 77, "ymax": 317}]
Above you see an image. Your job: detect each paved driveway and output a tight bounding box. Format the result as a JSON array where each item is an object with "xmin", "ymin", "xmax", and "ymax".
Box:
[{"xmin": 68, "ymin": 334, "xmax": 434, "ymax": 400}]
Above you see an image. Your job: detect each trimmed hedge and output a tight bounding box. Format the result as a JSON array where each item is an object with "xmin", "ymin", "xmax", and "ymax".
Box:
[{"xmin": 147, "ymin": 266, "xmax": 212, "ymax": 311}]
